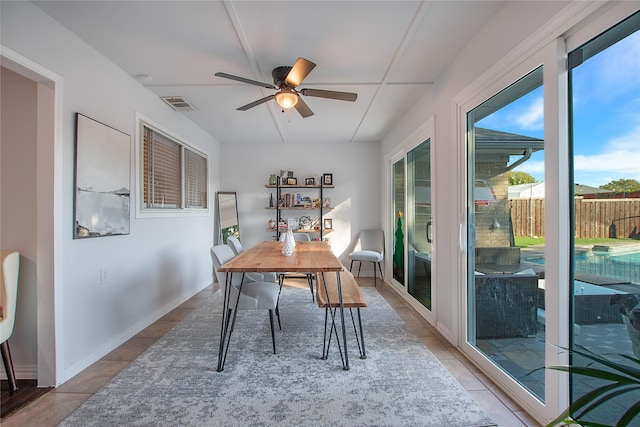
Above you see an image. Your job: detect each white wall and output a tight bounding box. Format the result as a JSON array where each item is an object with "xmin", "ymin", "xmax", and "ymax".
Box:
[
  {"xmin": 1, "ymin": 1, "xmax": 221, "ymax": 384},
  {"xmin": 220, "ymin": 141, "xmax": 380, "ymax": 267}
]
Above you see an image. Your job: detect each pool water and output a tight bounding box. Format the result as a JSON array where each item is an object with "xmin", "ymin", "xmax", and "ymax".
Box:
[{"xmin": 527, "ymin": 250, "xmax": 640, "ymax": 285}]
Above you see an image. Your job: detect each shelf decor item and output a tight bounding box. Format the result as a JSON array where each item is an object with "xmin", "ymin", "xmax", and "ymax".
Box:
[
  {"xmin": 323, "ymin": 173, "xmax": 333, "ymax": 186},
  {"xmin": 299, "ymin": 216, "xmax": 312, "ymax": 230},
  {"xmin": 269, "ymin": 174, "xmax": 277, "ymax": 185},
  {"xmin": 282, "ymin": 229, "xmax": 295, "ymax": 256}
]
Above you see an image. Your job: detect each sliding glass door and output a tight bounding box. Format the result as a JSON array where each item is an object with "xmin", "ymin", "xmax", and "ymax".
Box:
[
  {"xmin": 467, "ymin": 67, "xmax": 546, "ymax": 401},
  {"xmin": 407, "ymin": 140, "xmax": 432, "ymax": 309},
  {"xmin": 389, "ymin": 132, "xmax": 434, "ymax": 311},
  {"xmin": 567, "ymin": 13, "xmax": 640, "ymax": 425},
  {"xmin": 392, "ymin": 158, "xmax": 406, "ymax": 286}
]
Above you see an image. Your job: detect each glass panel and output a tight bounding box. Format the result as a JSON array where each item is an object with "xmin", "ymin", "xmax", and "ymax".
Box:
[
  {"xmin": 408, "ymin": 140, "xmax": 432, "ymax": 309},
  {"xmin": 217, "ymin": 192, "xmax": 240, "ymax": 244},
  {"xmin": 569, "ymin": 13, "xmax": 640, "ymax": 425},
  {"xmin": 393, "ymin": 158, "xmax": 406, "ymax": 286},
  {"xmin": 467, "ymin": 67, "xmax": 545, "ymax": 401}
]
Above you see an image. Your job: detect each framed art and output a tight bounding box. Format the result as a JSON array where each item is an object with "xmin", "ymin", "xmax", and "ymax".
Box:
[
  {"xmin": 322, "ymin": 173, "xmax": 333, "ymax": 185},
  {"xmin": 305, "ymin": 177, "xmax": 315, "ymax": 185},
  {"xmin": 287, "ymin": 177, "xmax": 297, "ymax": 185},
  {"xmin": 323, "ymin": 218, "xmax": 333, "ymax": 230},
  {"xmin": 74, "ymin": 113, "xmax": 131, "ymax": 239}
]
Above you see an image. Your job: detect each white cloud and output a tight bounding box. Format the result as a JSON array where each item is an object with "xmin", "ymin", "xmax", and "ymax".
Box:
[
  {"xmin": 513, "ymin": 96, "xmax": 544, "ymax": 131},
  {"xmin": 574, "ymin": 123, "xmax": 640, "ymax": 174}
]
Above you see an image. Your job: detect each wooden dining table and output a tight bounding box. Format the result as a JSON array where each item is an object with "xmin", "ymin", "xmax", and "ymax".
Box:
[{"xmin": 216, "ymin": 240, "xmax": 351, "ymax": 371}]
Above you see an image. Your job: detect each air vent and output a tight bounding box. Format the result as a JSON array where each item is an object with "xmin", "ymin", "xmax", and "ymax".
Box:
[{"xmin": 160, "ymin": 96, "xmax": 197, "ymax": 112}]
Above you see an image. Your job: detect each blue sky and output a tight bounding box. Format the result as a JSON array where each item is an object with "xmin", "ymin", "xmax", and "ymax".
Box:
[{"xmin": 477, "ymin": 30, "xmax": 640, "ymax": 188}]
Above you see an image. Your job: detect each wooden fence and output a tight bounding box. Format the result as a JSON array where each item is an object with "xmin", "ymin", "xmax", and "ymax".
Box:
[{"xmin": 509, "ymin": 198, "xmax": 640, "ymax": 239}]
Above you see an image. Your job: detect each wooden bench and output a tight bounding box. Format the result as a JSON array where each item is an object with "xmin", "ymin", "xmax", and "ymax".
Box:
[{"xmin": 316, "ymin": 271, "xmax": 367, "ymax": 360}]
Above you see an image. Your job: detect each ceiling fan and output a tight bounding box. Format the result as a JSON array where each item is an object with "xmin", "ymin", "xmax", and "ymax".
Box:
[{"xmin": 215, "ymin": 57, "xmax": 357, "ymax": 118}]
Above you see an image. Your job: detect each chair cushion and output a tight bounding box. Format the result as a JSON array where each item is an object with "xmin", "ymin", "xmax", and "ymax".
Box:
[
  {"xmin": 232, "ymin": 281, "xmax": 280, "ymax": 310},
  {"xmin": 349, "ymin": 250, "xmax": 383, "ymax": 263},
  {"xmin": 245, "ymin": 272, "xmax": 278, "ymax": 283}
]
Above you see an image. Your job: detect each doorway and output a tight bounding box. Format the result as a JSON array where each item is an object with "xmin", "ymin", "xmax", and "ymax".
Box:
[{"xmin": 1, "ymin": 49, "xmax": 59, "ymax": 390}]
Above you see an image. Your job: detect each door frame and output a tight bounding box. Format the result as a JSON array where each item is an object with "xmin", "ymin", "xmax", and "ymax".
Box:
[
  {"xmin": 384, "ymin": 117, "xmax": 436, "ymax": 323},
  {"xmin": 1, "ymin": 45, "xmax": 63, "ymax": 387}
]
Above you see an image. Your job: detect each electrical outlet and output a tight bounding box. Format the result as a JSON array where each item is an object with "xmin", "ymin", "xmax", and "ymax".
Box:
[{"xmin": 100, "ymin": 268, "xmax": 108, "ymax": 285}]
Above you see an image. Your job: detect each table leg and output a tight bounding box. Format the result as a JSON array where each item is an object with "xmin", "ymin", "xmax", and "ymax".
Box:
[
  {"xmin": 320, "ymin": 272, "xmax": 350, "ymax": 370},
  {"xmin": 217, "ymin": 272, "xmax": 232, "ymax": 372},
  {"xmin": 336, "ymin": 271, "xmax": 349, "ymax": 370},
  {"xmin": 217, "ymin": 273, "xmax": 244, "ymax": 372}
]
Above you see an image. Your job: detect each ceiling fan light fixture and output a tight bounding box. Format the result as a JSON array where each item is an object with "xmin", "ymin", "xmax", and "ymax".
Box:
[{"xmin": 274, "ymin": 89, "xmax": 298, "ymax": 109}]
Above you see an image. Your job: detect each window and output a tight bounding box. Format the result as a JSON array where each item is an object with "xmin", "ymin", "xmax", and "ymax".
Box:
[{"xmin": 140, "ymin": 120, "xmax": 208, "ymax": 211}]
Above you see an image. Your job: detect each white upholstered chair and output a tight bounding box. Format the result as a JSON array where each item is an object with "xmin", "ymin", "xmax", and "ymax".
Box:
[
  {"xmin": 279, "ymin": 233, "xmax": 315, "ymax": 301},
  {"xmin": 1, "ymin": 250, "xmax": 20, "ymax": 393},
  {"xmin": 226, "ymin": 236, "xmax": 277, "ymax": 283},
  {"xmin": 211, "ymin": 245, "xmax": 280, "ymax": 354},
  {"xmin": 349, "ymin": 230, "xmax": 384, "ymax": 287}
]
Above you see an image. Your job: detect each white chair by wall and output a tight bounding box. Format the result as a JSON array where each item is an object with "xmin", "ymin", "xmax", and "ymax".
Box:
[
  {"xmin": 349, "ymin": 230, "xmax": 384, "ymax": 287},
  {"xmin": 1, "ymin": 250, "xmax": 20, "ymax": 393},
  {"xmin": 226, "ymin": 236, "xmax": 277, "ymax": 283},
  {"xmin": 278, "ymin": 232, "xmax": 315, "ymax": 301},
  {"xmin": 210, "ymin": 245, "xmax": 281, "ymax": 354}
]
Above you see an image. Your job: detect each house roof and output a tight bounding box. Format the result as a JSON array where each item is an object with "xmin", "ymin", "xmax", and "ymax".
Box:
[{"xmin": 475, "ymin": 127, "xmax": 544, "ymax": 156}]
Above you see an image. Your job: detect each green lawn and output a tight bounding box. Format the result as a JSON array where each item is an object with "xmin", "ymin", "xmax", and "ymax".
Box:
[{"xmin": 514, "ymin": 236, "xmax": 635, "ymax": 248}]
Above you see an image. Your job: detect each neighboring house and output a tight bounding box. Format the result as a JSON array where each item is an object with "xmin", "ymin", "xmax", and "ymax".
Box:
[
  {"xmin": 508, "ymin": 182, "xmax": 546, "ymax": 198},
  {"xmin": 508, "ymin": 182, "xmax": 613, "ymax": 198}
]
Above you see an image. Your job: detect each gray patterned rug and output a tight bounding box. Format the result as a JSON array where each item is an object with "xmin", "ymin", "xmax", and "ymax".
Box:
[{"xmin": 61, "ymin": 286, "xmax": 495, "ymax": 426}]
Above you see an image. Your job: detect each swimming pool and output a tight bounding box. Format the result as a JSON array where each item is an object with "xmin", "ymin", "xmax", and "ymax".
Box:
[{"xmin": 527, "ymin": 250, "xmax": 640, "ymax": 285}]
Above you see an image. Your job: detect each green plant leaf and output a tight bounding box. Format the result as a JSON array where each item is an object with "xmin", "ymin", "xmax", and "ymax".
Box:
[{"xmin": 545, "ymin": 345, "xmax": 640, "ymax": 426}]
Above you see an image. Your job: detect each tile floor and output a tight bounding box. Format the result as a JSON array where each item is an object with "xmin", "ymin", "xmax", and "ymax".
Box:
[{"xmin": 1, "ymin": 278, "xmax": 541, "ymax": 427}]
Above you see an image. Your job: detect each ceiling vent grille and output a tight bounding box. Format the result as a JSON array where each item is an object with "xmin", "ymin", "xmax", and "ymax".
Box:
[{"xmin": 160, "ymin": 96, "xmax": 197, "ymax": 111}]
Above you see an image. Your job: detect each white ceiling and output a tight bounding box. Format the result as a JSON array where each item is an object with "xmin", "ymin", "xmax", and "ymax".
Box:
[{"xmin": 34, "ymin": 0, "xmax": 505, "ymax": 145}]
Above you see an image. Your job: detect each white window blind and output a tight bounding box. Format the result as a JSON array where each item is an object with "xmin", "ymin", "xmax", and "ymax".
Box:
[
  {"xmin": 141, "ymin": 122, "xmax": 207, "ymax": 211},
  {"xmin": 185, "ymin": 148, "xmax": 207, "ymax": 208}
]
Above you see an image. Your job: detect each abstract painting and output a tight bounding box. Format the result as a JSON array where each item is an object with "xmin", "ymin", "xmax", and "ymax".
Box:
[{"xmin": 74, "ymin": 113, "xmax": 130, "ymax": 238}]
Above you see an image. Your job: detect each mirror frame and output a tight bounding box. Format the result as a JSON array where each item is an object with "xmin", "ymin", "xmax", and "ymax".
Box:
[{"xmin": 216, "ymin": 191, "xmax": 240, "ymax": 244}]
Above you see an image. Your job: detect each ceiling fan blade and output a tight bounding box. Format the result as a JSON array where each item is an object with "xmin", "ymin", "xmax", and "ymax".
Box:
[
  {"xmin": 285, "ymin": 58, "xmax": 316, "ymax": 87},
  {"xmin": 237, "ymin": 95, "xmax": 274, "ymax": 111},
  {"xmin": 215, "ymin": 72, "xmax": 276, "ymax": 89},
  {"xmin": 300, "ymin": 88, "xmax": 357, "ymax": 102},
  {"xmin": 294, "ymin": 97, "xmax": 314, "ymax": 118}
]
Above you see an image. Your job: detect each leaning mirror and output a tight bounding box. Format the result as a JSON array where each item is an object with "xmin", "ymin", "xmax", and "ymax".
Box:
[{"xmin": 216, "ymin": 192, "xmax": 240, "ymax": 244}]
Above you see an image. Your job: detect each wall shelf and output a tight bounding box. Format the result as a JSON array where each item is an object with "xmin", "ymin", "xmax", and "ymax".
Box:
[{"xmin": 266, "ymin": 177, "xmax": 334, "ymax": 240}]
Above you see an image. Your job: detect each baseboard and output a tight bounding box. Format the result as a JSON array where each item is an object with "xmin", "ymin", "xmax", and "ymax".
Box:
[{"xmin": 0, "ymin": 364, "xmax": 38, "ymax": 380}]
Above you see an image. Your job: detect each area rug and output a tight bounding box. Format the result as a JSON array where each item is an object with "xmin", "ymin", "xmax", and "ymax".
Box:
[{"xmin": 61, "ymin": 287, "xmax": 495, "ymax": 426}]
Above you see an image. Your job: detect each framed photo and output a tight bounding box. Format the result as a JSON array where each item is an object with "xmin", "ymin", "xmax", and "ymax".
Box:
[
  {"xmin": 287, "ymin": 177, "xmax": 297, "ymax": 185},
  {"xmin": 305, "ymin": 177, "xmax": 315, "ymax": 185},
  {"xmin": 322, "ymin": 173, "xmax": 333, "ymax": 186},
  {"xmin": 323, "ymin": 218, "xmax": 333, "ymax": 230},
  {"xmin": 74, "ymin": 113, "xmax": 131, "ymax": 239}
]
